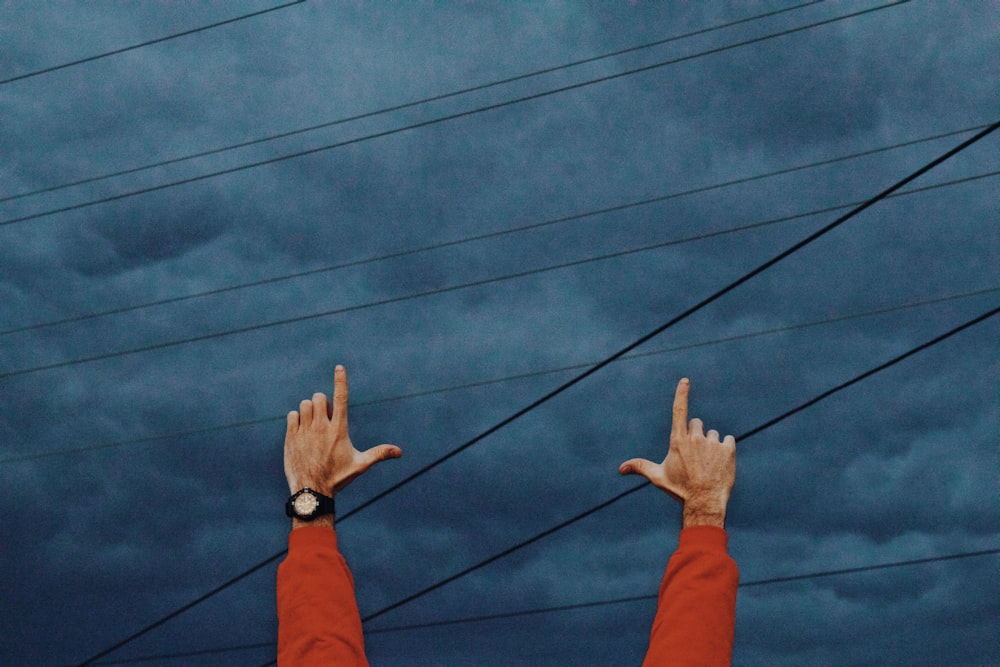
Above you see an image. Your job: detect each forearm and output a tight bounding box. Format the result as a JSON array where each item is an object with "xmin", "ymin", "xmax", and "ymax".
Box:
[
  {"xmin": 277, "ymin": 527, "xmax": 368, "ymax": 666},
  {"xmin": 643, "ymin": 527, "xmax": 738, "ymax": 667},
  {"xmin": 278, "ymin": 367, "xmax": 399, "ymax": 665}
]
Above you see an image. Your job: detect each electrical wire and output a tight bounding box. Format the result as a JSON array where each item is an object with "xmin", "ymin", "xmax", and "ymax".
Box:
[
  {"xmin": 2, "ymin": 168, "xmax": 995, "ymax": 382},
  {"xmin": 0, "ymin": 1, "xmax": 305, "ymax": 86},
  {"xmin": 92, "ymin": 548, "xmax": 999, "ymax": 664},
  {"xmin": 367, "ymin": 547, "xmax": 1000, "ymax": 630},
  {"xmin": 92, "ymin": 641, "xmax": 273, "ymax": 665},
  {"xmin": 111, "ymin": 300, "xmax": 1000, "ymax": 667},
  {"xmin": 69, "ymin": 121, "xmax": 999, "ymax": 666},
  {"xmin": 2, "ymin": 122, "xmax": 987, "ymax": 339},
  {"xmin": 2, "ymin": 1, "xmax": 909, "ymax": 230},
  {"xmin": 73, "ymin": 553, "xmax": 287, "ymax": 667},
  {"xmin": 354, "ymin": 285, "xmax": 999, "ymax": 406},
  {"xmin": 1, "ymin": 1, "xmax": 823, "ymax": 204},
  {"xmin": 358, "ymin": 303, "xmax": 1000, "ymax": 625},
  {"xmin": 3, "ymin": 284, "xmax": 996, "ymax": 465}
]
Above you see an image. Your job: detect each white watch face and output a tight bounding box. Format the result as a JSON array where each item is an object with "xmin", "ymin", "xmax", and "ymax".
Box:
[{"xmin": 293, "ymin": 492, "xmax": 319, "ymax": 516}]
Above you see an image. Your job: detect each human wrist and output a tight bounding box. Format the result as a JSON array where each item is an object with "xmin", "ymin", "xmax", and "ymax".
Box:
[
  {"xmin": 682, "ymin": 493, "xmax": 729, "ymax": 529},
  {"xmin": 291, "ymin": 514, "xmax": 334, "ymax": 531},
  {"xmin": 287, "ymin": 478, "xmax": 332, "ymax": 496}
]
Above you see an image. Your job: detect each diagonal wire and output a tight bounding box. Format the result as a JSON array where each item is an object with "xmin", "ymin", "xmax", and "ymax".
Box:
[
  {"xmin": 3, "ymin": 283, "xmax": 997, "ymax": 465},
  {"xmin": 367, "ymin": 548, "xmax": 1000, "ymax": 631},
  {"xmin": 94, "ymin": 548, "xmax": 1000, "ymax": 663},
  {"xmin": 358, "ymin": 303, "xmax": 1000, "ymax": 624},
  {"xmin": 1, "ymin": 1, "xmax": 823, "ymax": 203},
  {"xmin": 1, "ymin": 122, "xmax": 986, "ymax": 338},
  {"xmin": 365, "ymin": 548, "xmax": 1000, "ymax": 631},
  {"xmin": 248, "ymin": 305, "xmax": 1000, "ymax": 667},
  {"xmin": 69, "ymin": 119, "xmax": 999, "ymax": 666},
  {"xmin": 353, "ymin": 284, "xmax": 1000, "ymax": 406},
  {"xmin": 3, "ymin": 168, "xmax": 995, "ymax": 382},
  {"xmin": 3, "ymin": 1, "xmax": 909, "ymax": 230},
  {"xmin": 0, "ymin": 1, "xmax": 306, "ymax": 86},
  {"xmin": 73, "ymin": 552, "xmax": 287, "ymax": 667}
]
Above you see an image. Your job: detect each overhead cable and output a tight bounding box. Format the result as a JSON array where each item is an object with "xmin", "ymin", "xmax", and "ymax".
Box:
[
  {"xmin": 3, "ymin": 168, "xmax": 995, "ymax": 382},
  {"xmin": 95, "ymin": 548, "xmax": 999, "ymax": 663},
  {"xmin": 369, "ymin": 547, "xmax": 1000, "ymax": 630},
  {"xmin": 4, "ymin": 284, "xmax": 996, "ymax": 465},
  {"xmin": 2, "ymin": 1, "xmax": 908, "ymax": 230},
  {"xmin": 69, "ymin": 120, "xmax": 999, "ymax": 666},
  {"xmin": 74, "ymin": 553, "xmax": 285, "ymax": 667},
  {"xmin": 358, "ymin": 303, "xmax": 1000, "ymax": 624},
  {"xmin": 1, "ymin": 1, "xmax": 822, "ymax": 203},
  {"xmin": 2, "ymin": 122, "xmax": 987, "ymax": 338},
  {"xmin": 0, "ymin": 1, "xmax": 305, "ymax": 86}
]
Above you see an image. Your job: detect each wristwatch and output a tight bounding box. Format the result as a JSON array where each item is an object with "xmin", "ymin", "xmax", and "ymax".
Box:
[{"xmin": 285, "ymin": 488, "xmax": 336, "ymax": 521}]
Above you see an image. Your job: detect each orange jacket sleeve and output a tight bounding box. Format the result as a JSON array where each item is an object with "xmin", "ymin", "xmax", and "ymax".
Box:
[
  {"xmin": 642, "ymin": 526, "xmax": 738, "ymax": 666},
  {"xmin": 277, "ymin": 526, "xmax": 368, "ymax": 666}
]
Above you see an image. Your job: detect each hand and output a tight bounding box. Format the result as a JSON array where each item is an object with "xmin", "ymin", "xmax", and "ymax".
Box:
[
  {"xmin": 284, "ymin": 365, "xmax": 402, "ymax": 498},
  {"xmin": 619, "ymin": 378, "xmax": 735, "ymax": 528}
]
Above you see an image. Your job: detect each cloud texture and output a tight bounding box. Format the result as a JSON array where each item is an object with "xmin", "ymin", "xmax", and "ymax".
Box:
[{"xmin": 1, "ymin": 1, "xmax": 997, "ymax": 665}]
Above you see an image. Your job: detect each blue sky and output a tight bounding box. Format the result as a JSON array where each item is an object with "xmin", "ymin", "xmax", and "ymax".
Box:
[{"xmin": 1, "ymin": 1, "xmax": 998, "ymax": 665}]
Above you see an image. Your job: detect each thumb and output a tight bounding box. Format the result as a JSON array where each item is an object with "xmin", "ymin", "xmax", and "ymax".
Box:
[
  {"xmin": 332, "ymin": 445, "xmax": 403, "ymax": 494},
  {"xmin": 619, "ymin": 457, "xmax": 657, "ymax": 479},
  {"xmin": 362, "ymin": 443, "xmax": 403, "ymax": 466}
]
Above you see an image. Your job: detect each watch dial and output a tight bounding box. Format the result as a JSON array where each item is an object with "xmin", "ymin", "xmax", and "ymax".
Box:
[{"xmin": 294, "ymin": 493, "xmax": 319, "ymax": 516}]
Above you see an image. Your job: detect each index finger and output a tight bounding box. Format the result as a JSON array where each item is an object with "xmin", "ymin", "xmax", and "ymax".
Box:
[
  {"xmin": 332, "ymin": 364, "xmax": 349, "ymax": 427},
  {"xmin": 671, "ymin": 377, "xmax": 690, "ymax": 439}
]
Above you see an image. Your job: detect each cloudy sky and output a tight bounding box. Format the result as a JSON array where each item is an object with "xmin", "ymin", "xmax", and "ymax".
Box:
[{"xmin": 1, "ymin": 1, "xmax": 998, "ymax": 665}]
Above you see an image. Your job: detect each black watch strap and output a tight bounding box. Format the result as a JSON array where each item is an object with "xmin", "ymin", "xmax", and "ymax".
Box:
[{"xmin": 285, "ymin": 488, "xmax": 336, "ymax": 520}]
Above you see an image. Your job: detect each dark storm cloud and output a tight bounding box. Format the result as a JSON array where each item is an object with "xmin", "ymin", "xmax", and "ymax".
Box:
[
  {"xmin": 682, "ymin": 31, "xmax": 889, "ymax": 145},
  {"xmin": 58, "ymin": 195, "xmax": 230, "ymax": 276},
  {"xmin": 1, "ymin": 1, "xmax": 997, "ymax": 665}
]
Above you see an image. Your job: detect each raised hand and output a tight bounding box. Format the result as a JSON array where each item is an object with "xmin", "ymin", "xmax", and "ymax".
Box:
[
  {"xmin": 284, "ymin": 365, "xmax": 402, "ymax": 498},
  {"xmin": 619, "ymin": 378, "xmax": 735, "ymax": 528}
]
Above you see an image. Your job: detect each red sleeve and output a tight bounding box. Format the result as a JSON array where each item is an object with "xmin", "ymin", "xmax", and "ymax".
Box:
[
  {"xmin": 642, "ymin": 526, "xmax": 738, "ymax": 667},
  {"xmin": 277, "ymin": 526, "xmax": 368, "ymax": 666}
]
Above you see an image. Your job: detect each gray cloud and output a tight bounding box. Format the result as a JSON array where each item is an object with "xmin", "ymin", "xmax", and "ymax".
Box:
[{"xmin": 1, "ymin": 1, "xmax": 998, "ymax": 665}]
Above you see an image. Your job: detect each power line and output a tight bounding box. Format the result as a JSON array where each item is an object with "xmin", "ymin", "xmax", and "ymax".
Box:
[
  {"xmin": 94, "ymin": 548, "xmax": 999, "ymax": 663},
  {"xmin": 93, "ymin": 641, "xmax": 273, "ymax": 665},
  {"xmin": 3, "ymin": 168, "xmax": 995, "ymax": 382},
  {"xmin": 357, "ymin": 303, "xmax": 1000, "ymax": 625},
  {"xmin": 366, "ymin": 548, "xmax": 1000, "ymax": 631},
  {"xmin": 74, "ymin": 552, "xmax": 287, "ymax": 667},
  {"xmin": 123, "ymin": 302, "xmax": 1000, "ymax": 666},
  {"xmin": 739, "ymin": 548, "xmax": 1000, "ymax": 588},
  {"xmin": 2, "ymin": 1, "xmax": 908, "ymax": 230},
  {"xmin": 351, "ymin": 285, "xmax": 1000, "ymax": 406},
  {"xmin": 0, "ymin": 1, "xmax": 305, "ymax": 86},
  {"xmin": 1, "ymin": 1, "xmax": 823, "ymax": 204},
  {"xmin": 69, "ymin": 121, "xmax": 999, "ymax": 666},
  {"xmin": 91, "ymin": 639, "xmax": 277, "ymax": 665},
  {"xmin": 0, "ymin": 414, "xmax": 279, "ymax": 465},
  {"xmin": 4, "ymin": 284, "xmax": 996, "ymax": 465},
  {"xmin": 2, "ymin": 122, "xmax": 987, "ymax": 339},
  {"xmin": 366, "ymin": 548, "xmax": 1000, "ymax": 630}
]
